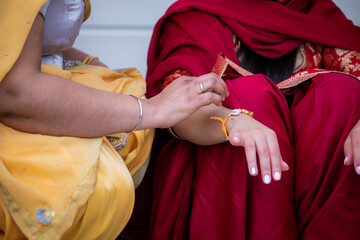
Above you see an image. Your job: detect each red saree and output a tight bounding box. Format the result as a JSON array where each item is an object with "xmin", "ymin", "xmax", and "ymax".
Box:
[
  {"xmin": 125, "ymin": 0, "xmax": 360, "ymax": 239},
  {"xmin": 146, "ymin": 73, "xmax": 360, "ymax": 240}
]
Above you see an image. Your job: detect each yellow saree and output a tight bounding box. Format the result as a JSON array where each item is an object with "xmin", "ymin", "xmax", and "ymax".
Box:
[{"xmin": 0, "ymin": 0, "xmax": 154, "ymax": 239}]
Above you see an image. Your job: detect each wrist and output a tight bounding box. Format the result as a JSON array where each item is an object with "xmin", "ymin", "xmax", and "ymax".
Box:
[
  {"xmin": 225, "ymin": 109, "xmax": 253, "ymax": 130},
  {"xmin": 211, "ymin": 109, "xmax": 254, "ymax": 140},
  {"xmin": 140, "ymin": 98, "xmax": 163, "ymax": 129},
  {"xmin": 127, "ymin": 95, "xmax": 143, "ymax": 132}
]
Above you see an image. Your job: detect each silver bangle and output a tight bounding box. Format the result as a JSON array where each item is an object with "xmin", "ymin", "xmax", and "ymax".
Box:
[
  {"xmin": 168, "ymin": 126, "xmax": 184, "ymax": 140},
  {"xmin": 128, "ymin": 95, "xmax": 143, "ymax": 132}
]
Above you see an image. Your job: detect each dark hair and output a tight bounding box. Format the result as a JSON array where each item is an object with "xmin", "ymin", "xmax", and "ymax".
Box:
[{"xmin": 238, "ymin": 44, "xmax": 297, "ymax": 84}]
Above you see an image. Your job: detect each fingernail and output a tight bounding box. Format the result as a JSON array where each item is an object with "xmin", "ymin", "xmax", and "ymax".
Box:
[
  {"xmin": 356, "ymin": 166, "xmax": 360, "ymax": 175},
  {"xmin": 282, "ymin": 161, "xmax": 289, "ymax": 171},
  {"xmin": 263, "ymin": 175, "xmax": 271, "ymax": 184},
  {"xmin": 274, "ymin": 172, "xmax": 281, "ymax": 181},
  {"xmin": 250, "ymin": 167, "xmax": 257, "ymax": 175},
  {"xmin": 232, "ymin": 137, "xmax": 240, "ymax": 144},
  {"xmin": 344, "ymin": 156, "xmax": 349, "ymax": 165}
]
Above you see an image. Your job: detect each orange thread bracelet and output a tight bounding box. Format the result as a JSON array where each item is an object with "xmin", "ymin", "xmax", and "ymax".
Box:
[{"xmin": 210, "ymin": 109, "xmax": 253, "ymax": 140}]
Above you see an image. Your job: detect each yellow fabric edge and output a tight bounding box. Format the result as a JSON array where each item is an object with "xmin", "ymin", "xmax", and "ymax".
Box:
[
  {"xmin": 122, "ymin": 128, "xmax": 155, "ymax": 177},
  {"xmin": 0, "ymin": 0, "xmax": 46, "ymax": 81}
]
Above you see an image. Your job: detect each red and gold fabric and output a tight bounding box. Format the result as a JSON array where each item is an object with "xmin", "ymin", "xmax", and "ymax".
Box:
[
  {"xmin": 140, "ymin": 0, "xmax": 360, "ymax": 239},
  {"xmin": 323, "ymin": 47, "xmax": 360, "ymax": 79}
]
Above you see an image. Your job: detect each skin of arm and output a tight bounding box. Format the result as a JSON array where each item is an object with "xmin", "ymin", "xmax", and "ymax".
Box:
[
  {"xmin": 173, "ymin": 104, "xmax": 231, "ymax": 145},
  {"xmin": 0, "ymin": 13, "xmax": 228, "ymax": 137}
]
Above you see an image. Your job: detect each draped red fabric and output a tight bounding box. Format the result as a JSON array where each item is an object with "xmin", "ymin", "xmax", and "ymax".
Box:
[
  {"xmin": 145, "ymin": 74, "xmax": 360, "ymax": 240},
  {"xmin": 149, "ymin": 75, "xmax": 300, "ymax": 240},
  {"xmin": 139, "ymin": 1, "xmax": 360, "ymax": 239},
  {"xmin": 146, "ymin": 0, "xmax": 360, "ymax": 97}
]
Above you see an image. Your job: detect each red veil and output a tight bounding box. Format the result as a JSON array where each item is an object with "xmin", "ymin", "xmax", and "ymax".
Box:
[{"xmin": 146, "ymin": 0, "xmax": 360, "ymax": 96}]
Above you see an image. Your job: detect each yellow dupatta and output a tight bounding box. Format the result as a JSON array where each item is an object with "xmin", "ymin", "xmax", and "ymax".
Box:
[{"xmin": 0, "ymin": 0, "xmax": 154, "ymax": 239}]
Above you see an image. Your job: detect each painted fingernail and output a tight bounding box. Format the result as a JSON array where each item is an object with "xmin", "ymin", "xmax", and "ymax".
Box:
[
  {"xmin": 344, "ymin": 156, "xmax": 349, "ymax": 165},
  {"xmin": 274, "ymin": 172, "xmax": 281, "ymax": 181},
  {"xmin": 356, "ymin": 166, "xmax": 360, "ymax": 175},
  {"xmin": 250, "ymin": 167, "xmax": 257, "ymax": 175},
  {"xmin": 282, "ymin": 161, "xmax": 289, "ymax": 170},
  {"xmin": 263, "ymin": 175, "xmax": 271, "ymax": 184}
]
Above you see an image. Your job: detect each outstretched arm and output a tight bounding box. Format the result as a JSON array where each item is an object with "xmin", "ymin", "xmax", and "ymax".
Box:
[
  {"xmin": 0, "ymin": 14, "xmax": 228, "ymax": 137},
  {"xmin": 172, "ymin": 102, "xmax": 289, "ymax": 184}
]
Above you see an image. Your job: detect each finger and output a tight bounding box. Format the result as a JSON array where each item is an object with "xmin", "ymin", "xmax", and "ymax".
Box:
[
  {"xmin": 266, "ymin": 131, "xmax": 283, "ymax": 181},
  {"xmin": 199, "ymin": 73, "xmax": 228, "ymax": 91},
  {"xmin": 255, "ymin": 134, "xmax": 272, "ymax": 184},
  {"xmin": 281, "ymin": 161, "xmax": 289, "ymax": 171},
  {"xmin": 198, "ymin": 73, "xmax": 229, "ymax": 97},
  {"xmin": 201, "ymin": 79, "xmax": 228, "ymax": 101},
  {"xmin": 229, "ymin": 131, "xmax": 242, "ymax": 146},
  {"xmin": 199, "ymin": 81, "xmax": 205, "ymax": 94},
  {"xmin": 196, "ymin": 92, "xmax": 223, "ymax": 107},
  {"xmin": 343, "ymin": 136, "xmax": 353, "ymax": 166},
  {"xmin": 243, "ymin": 139, "xmax": 258, "ymax": 176},
  {"xmin": 352, "ymin": 134, "xmax": 360, "ymax": 175}
]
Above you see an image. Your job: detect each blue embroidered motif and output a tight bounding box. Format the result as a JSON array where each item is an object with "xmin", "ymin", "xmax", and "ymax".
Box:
[{"xmin": 36, "ymin": 208, "xmax": 52, "ymax": 225}]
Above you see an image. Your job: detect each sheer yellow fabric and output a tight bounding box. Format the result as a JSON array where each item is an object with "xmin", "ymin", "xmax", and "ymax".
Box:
[{"xmin": 0, "ymin": 1, "xmax": 154, "ymax": 239}]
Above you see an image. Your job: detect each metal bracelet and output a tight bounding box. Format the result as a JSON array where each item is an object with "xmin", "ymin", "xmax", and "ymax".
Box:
[
  {"xmin": 128, "ymin": 95, "xmax": 143, "ymax": 132},
  {"xmin": 168, "ymin": 126, "xmax": 184, "ymax": 140}
]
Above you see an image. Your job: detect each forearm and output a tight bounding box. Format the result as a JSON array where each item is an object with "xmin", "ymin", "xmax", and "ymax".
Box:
[
  {"xmin": 172, "ymin": 104, "xmax": 231, "ymax": 145},
  {"xmin": 0, "ymin": 13, "xmax": 229, "ymax": 138},
  {"xmin": 0, "ymin": 70, "xmax": 159, "ymax": 137}
]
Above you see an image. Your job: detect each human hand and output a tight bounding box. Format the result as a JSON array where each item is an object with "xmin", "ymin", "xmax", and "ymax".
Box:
[
  {"xmin": 148, "ymin": 73, "xmax": 229, "ymax": 128},
  {"xmin": 344, "ymin": 119, "xmax": 360, "ymax": 175},
  {"xmin": 226, "ymin": 114, "xmax": 289, "ymax": 184}
]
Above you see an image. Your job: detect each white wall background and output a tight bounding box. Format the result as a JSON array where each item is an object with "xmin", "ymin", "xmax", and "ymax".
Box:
[
  {"xmin": 74, "ymin": 0, "xmax": 176, "ymax": 76},
  {"xmin": 74, "ymin": 0, "xmax": 360, "ymax": 77}
]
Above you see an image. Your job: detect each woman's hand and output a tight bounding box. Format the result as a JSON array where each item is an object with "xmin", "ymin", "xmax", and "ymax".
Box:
[
  {"xmin": 344, "ymin": 119, "xmax": 360, "ymax": 174},
  {"xmin": 226, "ymin": 114, "xmax": 289, "ymax": 184},
  {"xmin": 147, "ymin": 73, "xmax": 229, "ymax": 129}
]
